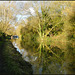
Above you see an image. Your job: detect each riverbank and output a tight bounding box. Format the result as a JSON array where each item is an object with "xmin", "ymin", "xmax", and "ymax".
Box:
[{"xmin": 0, "ymin": 40, "xmax": 33, "ymax": 75}]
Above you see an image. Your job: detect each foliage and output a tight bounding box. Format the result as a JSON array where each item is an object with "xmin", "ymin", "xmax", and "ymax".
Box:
[{"xmin": 20, "ymin": 1, "xmax": 75, "ymax": 44}]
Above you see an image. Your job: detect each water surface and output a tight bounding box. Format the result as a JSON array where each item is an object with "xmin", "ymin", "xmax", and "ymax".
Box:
[{"xmin": 12, "ymin": 39, "xmax": 75, "ymax": 74}]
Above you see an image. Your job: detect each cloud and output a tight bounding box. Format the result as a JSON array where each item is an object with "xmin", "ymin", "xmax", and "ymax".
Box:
[{"xmin": 29, "ymin": 7, "xmax": 35, "ymax": 16}]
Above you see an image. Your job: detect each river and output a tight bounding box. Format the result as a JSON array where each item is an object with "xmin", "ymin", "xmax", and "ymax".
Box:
[{"xmin": 12, "ymin": 39, "xmax": 75, "ymax": 74}]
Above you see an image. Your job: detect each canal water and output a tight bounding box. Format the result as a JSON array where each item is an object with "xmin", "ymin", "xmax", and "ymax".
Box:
[{"xmin": 12, "ymin": 39, "xmax": 75, "ymax": 74}]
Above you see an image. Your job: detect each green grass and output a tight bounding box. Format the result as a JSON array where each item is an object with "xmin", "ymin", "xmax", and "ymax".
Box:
[{"xmin": 0, "ymin": 40, "xmax": 33, "ymax": 75}]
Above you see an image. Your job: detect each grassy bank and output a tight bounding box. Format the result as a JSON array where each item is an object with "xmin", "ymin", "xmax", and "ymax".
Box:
[{"xmin": 0, "ymin": 40, "xmax": 33, "ymax": 75}]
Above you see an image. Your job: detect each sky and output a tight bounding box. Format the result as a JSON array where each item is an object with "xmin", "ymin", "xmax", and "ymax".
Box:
[
  {"xmin": 13, "ymin": 1, "xmax": 37, "ymax": 29},
  {"xmin": 16, "ymin": 2, "xmax": 42, "ymax": 21},
  {"xmin": 0, "ymin": 1, "xmax": 43, "ymax": 30},
  {"xmin": 0, "ymin": 1, "xmax": 42, "ymax": 22},
  {"xmin": 15, "ymin": 1, "xmax": 36, "ymax": 22}
]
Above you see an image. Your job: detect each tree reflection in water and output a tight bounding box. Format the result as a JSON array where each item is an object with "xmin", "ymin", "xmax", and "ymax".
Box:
[{"xmin": 12, "ymin": 39, "xmax": 75, "ymax": 74}]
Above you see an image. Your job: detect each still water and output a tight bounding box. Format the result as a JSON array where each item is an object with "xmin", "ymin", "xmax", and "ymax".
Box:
[{"xmin": 12, "ymin": 39, "xmax": 75, "ymax": 74}]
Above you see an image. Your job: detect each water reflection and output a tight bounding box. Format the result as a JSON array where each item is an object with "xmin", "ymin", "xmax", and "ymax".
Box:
[{"xmin": 12, "ymin": 39, "xmax": 75, "ymax": 74}]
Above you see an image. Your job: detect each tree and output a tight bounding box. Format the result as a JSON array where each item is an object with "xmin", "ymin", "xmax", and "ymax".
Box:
[{"xmin": 0, "ymin": 2, "xmax": 16, "ymax": 35}]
